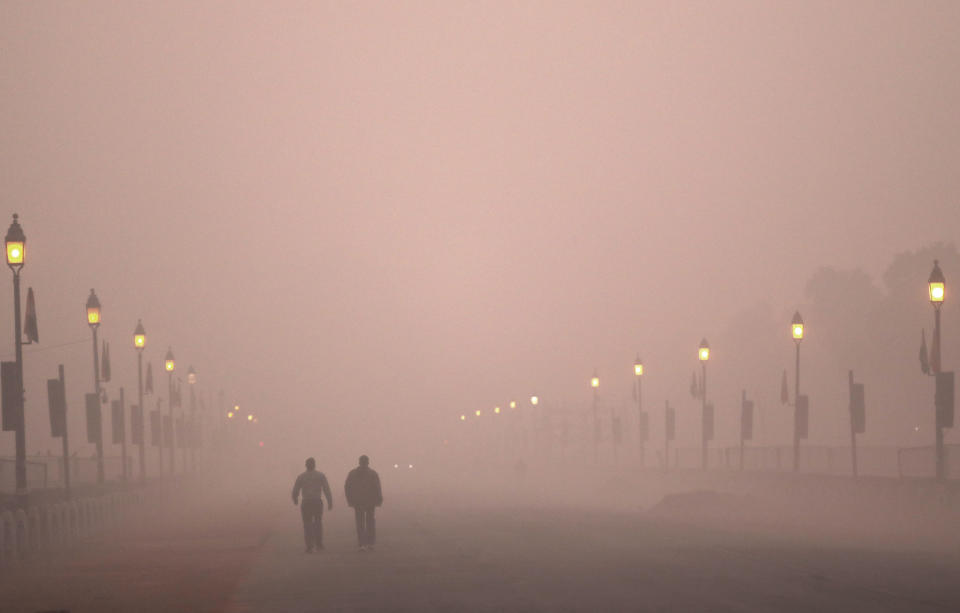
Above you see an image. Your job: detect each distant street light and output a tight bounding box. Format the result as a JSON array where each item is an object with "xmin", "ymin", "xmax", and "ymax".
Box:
[
  {"xmin": 591, "ymin": 370, "xmax": 599, "ymax": 463},
  {"xmin": 5, "ymin": 214, "xmax": 28, "ymax": 500},
  {"xmin": 698, "ymin": 339, "xmax": 709, "ymax": 470},
  {"xmin": 86, "ymin": 289, "xmax": 105, "ymax": 484},
  {"xmin": 164, "ymin": 347, "xmax": 176, "ymax": 473},
  {"xmin": 634, "ymin": 355, "xmax": 645, "ymax": 467},
  {"xmin": 530, "ymin": 396, "xmax": 539, "ymax": 406},
  {"xmin": 134, "ymin": 320, "xmax": 147, "ymax": 481},
  {"xmin": 791, "ymin": 311, "xmax": 804, "ymax": 472},
  {"xmin": 187, "ymin": 366, "xmax": 197, "ymax": 472},
  {"xmin": 928, "ymin": 260, "xmax": 946, "ymax": 481}
]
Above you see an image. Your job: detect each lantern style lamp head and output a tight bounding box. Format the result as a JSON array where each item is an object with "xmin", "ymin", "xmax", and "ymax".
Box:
[
  {"xmin": 134, "ymin": 319, "xmax": 146, "ymax": 350},
  {"xmin": 86, "ymin": 289, "xmax": 101, "ymax": 328},
  {"xmin": 5, "ymin": 213, "xmax": 25, "ymax": 273},
  {"xmin": 247, "ymin": 414, "xmax": 253, "ymax": 422},
  {"xmin": 698, "ymin": 338, "xmax": 710, "ymax": 362},
  {"xmin": 460, "ymin": 414, "xmax": 466, "ymax": 421},
  {"xmin": 530, "ymin": 395, "xmax": 539, "ymax": 406},
  {"xmin": 929, "ymin": 260, "xmax": 945, "ymax": 307},
  {"xmin": 164, "ymin": 348, "xmax": 175, "ymax": 372},
  {"xmin": 791, "ymin": 311, "xmax": 804, "ymax": 342},
  {"xmin": 475, "ymin": 409, "xmax": 482, "ymax": 417},
  {"xmin": 634, "ymin": 354, "xmax": 644, "ymax": 376},
  {"xmin": 509, "ymin": 400, "xmax": 516, "ymax": 409},
  {"xmin": 227, "ymin": 411, "xmax": 234, "ymax": 419},
  {"xmin": 591, "ymin": 372, "xmax": 600, "ymax": 388},
  {"xmin": 494, "ymin": 406, "xmax": 501, "ymax": 414},
  {"xmin": 187, "ymin": 366, "xmax": 197, "ymax": 385}
]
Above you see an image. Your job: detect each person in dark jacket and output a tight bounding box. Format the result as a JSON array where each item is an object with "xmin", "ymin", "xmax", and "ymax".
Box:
[
  {"xmin": 292, "ymin": 457, "xmax": 333, "ymax": 553},
  {"xmin": 344, "ymin": 454, "xmax": 382, "ymax": 551}
]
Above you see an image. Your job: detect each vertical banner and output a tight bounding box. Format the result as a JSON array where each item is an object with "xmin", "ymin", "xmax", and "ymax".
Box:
[
  {"xmin": 47, "ymin": 378, "xmax": 67, "ymax": 437},
  {"xmin": 150, "ymin": 410, "xmax": 161, "ymax": 446},
  {"xmin": 850, "ymin": 383, "xmax": 866, "ymax": 434},
  {"xmin": 796, "ymin": 394, "xmax": 809, "ymax": 439},
  {"xmin": 130, "ymin": 405, "xmax": 143, "ymax": 445},
  {"xmin": 936, "ymin": 372, "xmax": 954, "ymax": 429},
  {"xmin": 111, "ymin": 400, "xmax": 125, "ymax": 444},
  {"xmin": 85, "ymin": 392, "xmax": 101, "ymax": 444},
  {"xmin": 2, "ymin": 361, "xmax": 21, "ymax": 432}
]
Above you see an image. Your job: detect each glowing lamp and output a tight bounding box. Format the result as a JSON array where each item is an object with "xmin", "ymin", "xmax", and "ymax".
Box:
[
  {"xmin": 634, "ymin": 355, "xmax": 644, "ymax": 376},
  {"xmin": 475, "ymin": 409, "xmax": 482, "ymax": 417},
  {"xmin": 494, "ymin": 406, "xmax": 501, "ymax": 414},
  {"xmin": 227, "ymin": 411, "xmax": 234, "ymax": 419},
  {"xmin": 509, "ymin": 400, "xmax": 516, "ymax": 409},
  {"xmin": 164, "ymin": 348, "xmax": 175, "ymax": 372},
  {"xmin": 86, "ymin": 289, "xmax": 101, "ymax": 327},
  {"xmin": 591, "ymin": 374, "xmax": 599, "ymax": 388},
  {"xmin": 791, "ymin": 311, "xmax": 804, "ymax": 341},
  {"xmin": 5, "ymin": 214, "xmax": 25, "ymax": 272},
  {"xmin": 134, "ymin": 320, "xmax": 146, "ymax": 349},
  {"xmin": 460, "ymin": 414, "xmax": 466, "ymax": 421},
  {"xmin": 929, "ymin": 260, "xmax": 945, "ymax": 305},
  {"xmin": 247, "ymin": 414, "xmax": 253, "ymax": 421},
  {"xmin": 698, "ymin": 338, "xmax": 710, "ymax": 362},
  {"xmin": 530, "ymin": 396, "xmax": 539, "ymax": 406}
]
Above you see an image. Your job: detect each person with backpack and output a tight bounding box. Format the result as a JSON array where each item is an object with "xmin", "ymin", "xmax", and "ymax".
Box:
[
  {"xmin": 292, "ymin": 457, "xmax": 333, "ymax": 553},
  {"xmin": 344, "ymin": 454, "xmax": 382, "ymax": 552}
]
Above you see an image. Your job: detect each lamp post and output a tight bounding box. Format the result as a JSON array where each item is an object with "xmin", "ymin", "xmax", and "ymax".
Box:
[
  {"xmin": 86, "ymin": 289, "xmax": 105, "ymax": 484},
  {"xmin": 634, "ymin": 355, "xmax": 644, "ymax": 467},
  {"xmin": 164, "ymin": 348, "xmax": 175, "ymax": 474},
  {"xmin": 791, "ymin": 311, "xmax": 804, "ymax": 472},
  {"xmin": 5, "ymin": 214, "xmax": 27, "ymax": 500},
  {"xmin": 134, "ymin": 320, "xmax": 146, "ymax": 481},
  {"xmin": 929, "ymin": 260, "xmax": 946, "ymax": 481},
  {"xmin": 188, "ymin": 366, "xmax": 197, "ymax": 472},
  {"xmin": 698, "ymin": 339, "xmax": 710, "ymax": 470},
  {"xmin": 591, "ymin": 371, "xmax": 600, "ymax": 463}
]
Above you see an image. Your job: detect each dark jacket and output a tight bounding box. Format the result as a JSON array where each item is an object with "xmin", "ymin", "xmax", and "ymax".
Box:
[
  {"xmin": 292, "ymin": 469, "xmax": 333, "ymax": 507},
  {"xmin": 344, "ymin": 466, "xmax": 382, "ymax": 508}
]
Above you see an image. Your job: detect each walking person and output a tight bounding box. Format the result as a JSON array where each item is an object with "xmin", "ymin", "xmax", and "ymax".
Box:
[
  {"xmin": 344, "ymin": 454, "xmax": 382, "ymax": 552},
  {"xmin": 292, "ymin": 457, "xmax": 333, "ymax": 553}
]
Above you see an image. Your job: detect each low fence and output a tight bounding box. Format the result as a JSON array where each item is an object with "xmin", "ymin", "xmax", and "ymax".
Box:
[
  {"xmin": 0, "ymin": 456, "xmax": 133, "ymax": 493},
  {"xmin": 657, "ymin": 444, "xmax": 960, "ymax": 479},
  {"xmin": 0, "ymin": 489, "xmax": 145, "ymax": 565}
]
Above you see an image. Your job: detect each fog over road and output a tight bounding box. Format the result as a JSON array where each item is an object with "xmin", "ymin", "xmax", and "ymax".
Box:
[{"xmin": 6, "ymin": 467, "xmax": 959, "ymax": 613}]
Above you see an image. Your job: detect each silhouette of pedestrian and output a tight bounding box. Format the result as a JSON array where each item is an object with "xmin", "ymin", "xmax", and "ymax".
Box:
[
  {"xmin": 292, "ymin": 457, "xmax": 333, "ymax": 553},
  {"xmin": 344, "ymin": 454, "xmax": 382, "ymax": 552}
]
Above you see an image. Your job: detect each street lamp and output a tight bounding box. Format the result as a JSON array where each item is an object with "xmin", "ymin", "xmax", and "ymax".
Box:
[
  {"xmin": 591, "ymin": 370, "xmax": 599, "ymax": 463},
  {"xmin": 634, "ymin": 354, "xmax": 645, "ymax": 467},
  {"xmin": 86, "ymin": 289, "xmax": 105, "ymax": 484},
  {"xmin": 187, "ymin": 366, "xmax": 197, "ymax": 472},
  {"xmin": 164, "ymin": 347, "xmax": 175, "ymax": 473},
  {"xmin": 791, "ymin": 311, "xmax": 804, "ymax": 472},
  {"xmin": 929, "ymin": 260, "xmax": 946, "ymax": 480},
  {"xmin": 698, "ymin": 339, "xmax": 709, "ymax": 470},
  {"xmin": 494, "ymin": 406, "xmax": 501, "ymax": 414},
  {"xmin": 530, "ymin": 396, "xmax": 539, "ymax": 406},
  {"xmin": 134, "ymin": 320, "xmax": 147, "ymax": 481},
  {"xmin": 5, "ymin": 214, "xmax": 27, "ymax": 500}
]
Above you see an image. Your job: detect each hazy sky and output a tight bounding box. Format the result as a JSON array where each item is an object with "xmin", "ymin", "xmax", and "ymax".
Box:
[{"xmin": 1, "ymin": 2, "xmax": 958, "ymax": 459}]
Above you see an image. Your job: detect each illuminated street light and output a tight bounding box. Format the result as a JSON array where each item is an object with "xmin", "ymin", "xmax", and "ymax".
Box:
[
  {"xmin": 530, "ymin": 395, "xmax": 539, "ymax": 406},
  {"xmin": 5, "ymin": 214, "xmax": 27, "ymax": 500},
  {"xmin": 635, "ymin": 354, "xmax": 645, "ymax": 467},
  {"xmin": 460, "ymin": 414, "xmax": 466, "ymax": 421},
  {"xmin": 494, "ymin": 406, "xmax": 501, "ymax": 414},
  {"xmin": 134, "ymin": 319, "xmax": 147, "ymax": 481},
  {"xmin": 591, "ymin": 370, "xmax": 599, "ymax": 463},
  {"xmin": 698, "ymin": 339, "xmax": 709, "ymax": 470},
  {"xmin": 509, "ymin": 400, "xmax": 516, "ymax": 410},
  {"xmin": 164, "ymin": 348, "xmax": 176, "ymax": 474},
  {"xmin": 475, "ymin": 409, "xmax": 482, "ymax": 417},
  {"xmin": 86, "ymin": 289, "xmax": 105, "ymax": 484},
  {"xmin": 227, "ymin": 411, "xmax": 235, "ymax": 419},
  {"xmin": 928, "ymin": 260, "xmax": 947, "ymax": 481},
  {"xmin": 247, "ymin": 414, "xmax": 254, "ymax": 422},
  {"xmin": 791, "ymin": 311, "xmax": 804, "ymax": 472}
]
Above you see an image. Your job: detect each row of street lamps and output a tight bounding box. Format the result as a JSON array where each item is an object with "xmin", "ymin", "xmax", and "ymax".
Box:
[
  {"xmin": 455, "ymin": 259, "xmax": 949, "ymax": 479},
  {"xmin": 4, "ymin": 214, "xmax": 204, "ymax": 504}
]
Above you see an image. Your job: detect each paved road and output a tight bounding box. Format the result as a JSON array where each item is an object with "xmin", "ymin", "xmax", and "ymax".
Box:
[
  {"xmin": 4, "ymin": 476, "xmax": 960, "ymax": 612},
  {"xmin": 226, "ymin": 494, "xmax": 960, "ymax": 612}
]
